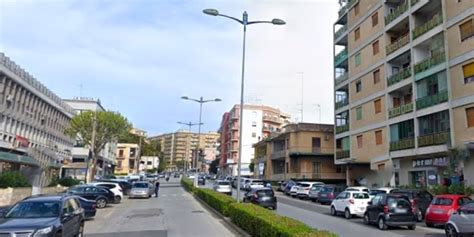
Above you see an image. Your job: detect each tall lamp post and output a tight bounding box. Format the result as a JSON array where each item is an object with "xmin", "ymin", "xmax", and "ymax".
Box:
[
  {"xmin": 203, "ymin": 8, "xmax": 285, "ymax": 203},
  {"xmin": 177, "ymin": 121, "xmax": 203, "ymax": 172}
]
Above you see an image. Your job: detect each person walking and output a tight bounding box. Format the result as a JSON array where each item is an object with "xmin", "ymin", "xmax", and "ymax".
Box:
[{"xmin": 155, "ymin": 180, "xmax": 160, "ymax": 197}]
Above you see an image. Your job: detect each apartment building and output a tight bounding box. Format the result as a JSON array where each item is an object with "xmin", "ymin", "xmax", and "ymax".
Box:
[
  {"xmin": 140, "ymin": 156, "xmax": 159, "ymax": 173},
  {"xmin": 63, "ymin": 98, "xmax": 117, "ymax": 179},
  {"xmin": 334, "ymin": 0, "xmax": 474, "ymax": 187},
  {"xmin": 254, "ymin": 123, "xmax": 346, "ymax": 183},
  {"xmin": 150, "ymin": 130, "xmax": 219, "ymax": 171},
  {"xmin": 115, "ymin": 143, "xmax": 140, "ymax": 175},
  {"xmin": 217, "ymin": 104, "xmax": 291, "ymax": 176},
  {"xmin": 0, "ymin": 53, "xmax": 75, "ymax": 187}
]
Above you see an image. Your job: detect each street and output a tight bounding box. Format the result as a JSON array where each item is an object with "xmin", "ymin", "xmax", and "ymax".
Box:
[{"xmin": 84, "ymin": 178, "xmax": 237, "ymax": 237}]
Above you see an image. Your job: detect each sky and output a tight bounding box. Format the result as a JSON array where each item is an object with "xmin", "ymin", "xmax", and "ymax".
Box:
[{"xmin": 0, "ymin": 0, "xmax": 339, "ymax": 136}]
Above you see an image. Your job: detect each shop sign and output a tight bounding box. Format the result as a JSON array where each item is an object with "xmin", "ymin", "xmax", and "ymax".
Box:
[
  {"xmin": 433, "ymin": 157, "xmax": 448, "ymax": 166},
  {"xmin": 412, "ymin": 157, "xmax": 448, "ymax": 168}
]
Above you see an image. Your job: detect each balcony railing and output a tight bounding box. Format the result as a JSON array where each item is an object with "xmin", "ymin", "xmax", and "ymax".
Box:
[
  {"xmin": 336, "ymin": 150, "xmax": 350, "ymax": 159},
  {"xmin": 271, "ymin": 150, "xmax": 287, "ymax": 160},
  {"xmin": 418, "ymin": 131, "xmax": 450, "ymax": 147},
  {"xmin": 385, "ymin": 3, "xmax": 409, "ymax": 25},
  {"xmin": 335, "ymin": 72, "xmax": 349, "ymax": 85},
  {"xmin": 334, "ymin": 49, "xmax": 348, "ymax": 66},
  {"xmin": 416, "ymin": 90, "xmax": 448, "ymax": 110},
  {"xmin": 336, "ymin": 124, "xmax": 349, "ymax": 134},
  {"xmin": 335, "ymin": 25, "xmax": 348, "ymax": 39},
  {"xmin": 388, "ymin": 103, "xmax": 414, "ymax": 118},
  {"xmin": 335, "ymin": 97, "xmax": 349, "ymax": 110},
  {"xmin": 414, "ymin": 51, "xmax": 445, "ymax": 75},
  {"xmin": 390, "ymin": 137, "xmax": 415, "ymax": 151},
  {"xmin": 413, "ymin": 14, "xmax": 443, "ymax": 39},
  {"xmin": 387, "ymin": 67, "xmax": 411, "ymax": 86},
  {"xmin": 338, "ymin": 5, "xmax": 348, "ymax": 18},
  {"xmin": 386, "ymin": 34, "xmax": 410, "ymax": 55},
  {"xmin": 347, "ymin": 0, "xmax": 359, "ymax": 9}
]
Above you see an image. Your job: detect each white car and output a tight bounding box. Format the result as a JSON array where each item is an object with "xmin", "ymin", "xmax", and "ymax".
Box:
[
  {"xmin": 296, "ymin": 182, "xmax": 324, "ymax": 199},
  {"xmin": 289, "ymin": 183, "xmax": 302, "ymax": 197},
  {"xmin": 331, "ymin": 191, "xmax": 371, "ymax": 219},
  {"xmin": 345, "ymin": 186, "xmax": 370, "ymax": 193},
  {"xmin": 247, "ymin": 179, "xmax": 265, "ymax": 190},
  {"xmin": 90, "ymin": 182, "xmax": 124, "ymax": 203}
]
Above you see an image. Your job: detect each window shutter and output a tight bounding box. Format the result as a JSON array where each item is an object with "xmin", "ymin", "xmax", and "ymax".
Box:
[
  {"xmin": 375, "ymin": 130, "xmax": 382, "ymax": 145},
  {"xmin": 463, "ymin": 62, "xmax": 474, "ymax": 78},
  {"xmin": 467, "ymin": 107, "xmax": 474, "ymax": 128},
  {"xmin": 374, "ymin": 99, "xmax": 382, "ymax": 113},
  {"xmin": 460, "ymin": 19, "xmax": 473, "ymax": 41}
]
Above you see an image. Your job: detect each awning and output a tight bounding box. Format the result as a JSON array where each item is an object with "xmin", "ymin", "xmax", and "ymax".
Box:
[{"xmin": 0, "ymin": 150, "xmax": 39, "ymax": 167}]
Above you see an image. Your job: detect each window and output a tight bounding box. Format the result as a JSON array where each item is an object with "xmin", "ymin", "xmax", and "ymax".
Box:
[
  {"xmin": 357, "ymin": 135, "xmax": 363, "ymax": 148},
  {"xmin": 467, "ymin": 107, "xmax": 474, "ymax": 128},
  {"xmin": 312, "ymin": 137, "xmax": 321, "ymax": 153},
  {"xmin": 372, "ymin": 41, "xmax": 379, "ymax": 55},
  {"xmin": 355, "ymin": 53, "xmax": 361, "ymax": 66},
  {"xmin": 117, "ymin": 161, "xmax": 122, "ymax": 168},
  {"xmin": 459, "ymin": 19, "xmax": 473, "ymax": 41},
  {"xmin": 374, "ymin": 99, "xmax": 382, "ymax": 114},
  {"xmin": 354, "ymin": 3, "xmax": 360, "ymax": 15},
  {"xmin": 372, "ymin": 12, "xmax": 378, "ymax": 27},
  {"xmin": 252, "ymin": 132, "xmax": 256, "ymax": 138},
  {"xmin": 118, "ymin": 149, "xmax": 124, "ymax": 157},
  {"xmin": 463, "ymin": 62, "xmax": 474, "ymax": 84},
  {"xmin": 130, "ymin": 148, "xmax": 136, "ymax": 157},
  {"xmin": 373, "ymin": 69, "xmax": 380, "ymax": 84},
  {"xmin": 356, "ymin": 80, "xmax": 362, "ymax": 92},
  {"xmin": 354, "ymin": 27, "xmax": 360, "ymax": 41},
  {"xmin": 375, "ymin": 130, "xmax": 382, "ymax": 145},
  {"xmin": 356, "ymin": 107, "xmax": 362, "ymax": 120}
]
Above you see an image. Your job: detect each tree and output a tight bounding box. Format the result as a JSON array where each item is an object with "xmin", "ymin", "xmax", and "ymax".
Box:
[
  {"xmin": 249, "ymin": 159, "xmax": 255, "ymax": 173},
  {"xmin": 447, "ymin": 147, "xmax": 469, "ymax": 177},
  {"xmin": 209, "ymin": 159, "xmax": 219, "ymax": 174},
  {"xmin": 66, "ymin": 111, "xmax": 131, "ymax": 182}
]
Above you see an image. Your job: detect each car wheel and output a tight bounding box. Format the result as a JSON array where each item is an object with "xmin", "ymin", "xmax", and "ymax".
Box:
[
  {"xmin": 408, "ymin": 225, "xmax": 416, "ymax": 230},
  {"xmin": 378, "ymin": 217, "xmax": 388, "ymax": 230},
  {"xmin": 416, "ymin": 209, "xmax": 423, "ymax": 222},
  {"xmin": 114, "ymin": 196, "xmax": 121, "ymax": 203},
  {"xmin": 310, "ymin": 198, "xmax": 315, "ymax": 203},
  {"xmin": 96, "ymin": 198, "xmax": 107, "ymax": 209},
  {"xmin": 331, "ymin": 206, "xmax": 337, "ymax": 216},
  {"xmin": 363, "ymin": 213, "xmax": 370, "ymax": 225},
  {"xmin": 344, "ymin": 208, "xmax": 351, "ymax": 219},
  {"xmin": 76, "ymin": 222, "xmax": 84, "ymax": 237},
  {"xmin": 445, "ymin": 224, "xmax": 458, "ymax": 237}
]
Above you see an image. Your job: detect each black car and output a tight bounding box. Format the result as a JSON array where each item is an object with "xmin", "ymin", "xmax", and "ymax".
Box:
[
  {"xmin": 76, "ymin": 196, "xmax": 97, "ymax": 219},
  {"xmin": 318, "ymin": 185, "xmax": 346, "ymax": 204},
  {"xmin": 391, "ymin": 189, "xmax": 433, "ymax": 222},
  {"xmin": 363, "ymin": 193, "xmax": 417, "ymax": 230},
  {"xmin": 198, "ymin": 176, "xmax": 206, "ymax": 185},
  {"xmin": 243, "ymin": 188, "xmax": 277, "ymax": 210},
  {"xmin": 68, "ymin": 185, "xmax": 114, "ymax": 209},
  {"xmin": 0, "ymin": 194, "xmax": 84, "ymax": 237}
]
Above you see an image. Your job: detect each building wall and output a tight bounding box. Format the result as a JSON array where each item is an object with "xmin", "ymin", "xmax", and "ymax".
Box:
[
  {"xmin": 115, "ymin": 144, "xmax": 139, "ymax": 175},
  {"xmin": 349, "ymin": 36, "xmax": 385, "ymax": 77},
  {"xmin": 350, "ymin": 127, "xmax": 387, "ymax": 163},
  {"xmin": 350, "ymin": 95, "xmax": 386, "ymax": 129},
  {"xmin": 348, "ymin": 0, "xmax": 380, "ymax": 29},
  {"xmin": 348, "ymin": 5, "xmax": 383, "ymax": 52},
  {"xmin": 445, "ymin": 0, "xmax": 474, "ymax": 21},
  {"xmin": 452, "ymin": 103, "xmax": 474, "ymax": 146},
  {"xmin": 450, "ymin": 58, "xmax": 474, "ymax": 100},
  {"xmin": 446, "ymin": 15, "xmax": 474, "ymax": 60},
  {"xmin": 349, "ymin": 65, "xmax": 385, "ymax": 103}
]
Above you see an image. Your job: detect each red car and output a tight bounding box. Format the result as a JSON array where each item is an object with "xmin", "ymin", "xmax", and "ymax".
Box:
[{"xmin": 425, "ymin": 194, "xmax": 471, "ymax": 227}]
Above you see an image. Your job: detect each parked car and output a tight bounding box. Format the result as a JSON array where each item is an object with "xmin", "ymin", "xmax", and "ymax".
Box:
[
  {"xmin": 76, "ymin": 196, "xmax": 97, "ymax": 219},
  {"xmin": 345, "ymin": 186, "xmax": 370, "ymax": 193},
  {"xmin": 276, "ymin": 181, "xmax": 284, "ymax": 191},
  {"xmin": 97, "ymin": 179, "xmax": 132, "ymax": 196},
  {"xmin": 129, "ymin": 181, "xmax": 154, "ymax": 199},
  {"xmin": 213, "ymin": 180, "xmax": 232, "ymax": 195},
  {"xmin": 318, "ymin": 185, "xmax": 346, "ymax": 204},
  {"xmin": 391, "ymin": 189, "xmax": 433, "ymax": 222},
  {"xmin": 331, "ymin": 191, "xmax": 371, "ymax": 219},
  {"xmin": 198, "ymin": 176, "xmax": 206, "ymax": 185},
  {"xmin": 309, "ymin": 184, "xmax": 325, "ymax": 202},
  {"xmin": 243, "ymin": 188, "xmax": 277, "ymax": 210},
  {"xmin": 283, "ymin": 180, "xmax": 296, "ymax": 195},
  {"xmin": 289, "ymin": 183, "xmax": 302, "ymax": 197},
  {"xmin": 0, "ymin": 194, "xmax": 85, "ymax": 236},
  {"xmin": 174, "ymin": 173, "xmax": 180, "ymax": 178},
  {"xmin": 363, "ymin": 193, "xmax": 417, "ymax": 230},
  {"xmin": 368, "ymin": 188, "xmax": 399, "ymax": 199},
  {"xmin": 242, "ymin": 179, "xmax": 251, "ymax": 190},
  {"xmin": 68, "ymin": 185, "xmax": 114, "ymax": 208},
  {"xmin": 90, "ymin": 182, "xmax": 123, "ymax": 203},
  {"xmin": 425, "ymin": 195, "xmax": 471, "ymax": 227},
  {"xmin": 297, "ymin": 182, "xmax": 324, "ymax": 199},
  {"xmin": 445, "ymin": 201, "xmax": 474, "ymax": 237},
  {"xmin": 247, "ymin": 179, "xmax": 265, "ymax": 191}
]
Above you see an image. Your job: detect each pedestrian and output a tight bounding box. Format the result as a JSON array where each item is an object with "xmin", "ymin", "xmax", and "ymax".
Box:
[{"xmin": 155, "ymin": 180, "xmax": 160, "ymax": 197}]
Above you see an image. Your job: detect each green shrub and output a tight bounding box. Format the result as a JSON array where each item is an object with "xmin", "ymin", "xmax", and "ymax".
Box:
[
  {"xmin": 448, "ymin": 184, "xmax": 465, "ymax": 195},
  {"xmin": 57, "ymin": 177, "xmax": 81, "ymax": 187},
  {"xmin": 0, "ymin": 171, "xmax": 31, "ymax": 188},
  {"xmin": 196, "ymin": 188, "xmax": 236, "ymax": 216},
  {"xmin": 464, "ymin": 185, "xmax": 474, "ymax": 196},
  {"xmin": 429, "ymin": 184, "xmax": 448, "ymax": 195}
]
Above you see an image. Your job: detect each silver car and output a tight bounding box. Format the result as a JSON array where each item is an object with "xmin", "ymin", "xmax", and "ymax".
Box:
[
  {"xmin": 129, "ymin": 181, "xmax": 153, "ymax": 199},
  {"xmin": 308, "ymin": 184, "xmax": 324, "ymax": 202},
  {"xmin": 213, "ymin": 180, "xmax": 232, "ymax": 195},
  {"xmin": 445, "ymin": 202, "xmax": 474, "ymax": 237}
]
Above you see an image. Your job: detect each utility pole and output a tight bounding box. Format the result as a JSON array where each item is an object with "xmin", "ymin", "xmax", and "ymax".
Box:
[{"xmin": 85, "ymin": 111, "xmax": 97, "ymax": 183}]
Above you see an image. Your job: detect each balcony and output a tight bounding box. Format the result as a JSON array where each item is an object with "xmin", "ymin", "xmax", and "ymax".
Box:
[
  {"xmin": 416, "ymin": 90, "xmax": 448, "ymax": 110},
  {"xmin": 387, "ymin": 67, "xmax": 412, "ymax": 86},
  {"xmin": 412, "ymin": 14, "xmax": 443, "ymax": 39},
  {"xmin": 347, "ymin": 0, "xmax": 359, "ymax": 9},
  {"xmin": 334, "ymin": 49, "xmax": 348, "ymax": 66},
  {"xmin": 414, "ymin": 51, "xmax": 445, "ymax": 75},
  {"xmin": 336, "ymin": 124, "xmax": 349, "ymax": 134},
  {"xmin": 271, "ymin": 150, "xmax": 287, "ymax": 160},
  {"xmin": 390, "ymin": 138, "xmax": 415, "ymax": 151},
  {"xmin": 335, "ymin": 98, "xmax": 349, "ymax": 110},
  {"xmin": 263, "ymin": 115, "xmax": 282, "ymax": 123},
  {"xmin": 335, "ymin": 72, "xmax": 348, "ymax": 85},
  {"xmin": 338, "ymin": 6, "xmax": 348, "ymax": 18},
  {"xmin": 385, "ymin": 3, "xmax": 409, "ymax": 25},
  {"xmin": 335, "ymin": 25, "xmax": 348, "ymax": 39},
  {"xmin": 336, "ymin": 150, "xmax": 350, "ymax": 159},
  {"xmin": 386, "ymin": 35, "xmax": 410, "ymax": 56},
  {"xmin": 388, "ymin": 103, "xmax": 414, "ymax": 118},
  {"xmin": 418, "ymin": 131, "xmax": 450, "ymax": 147}
]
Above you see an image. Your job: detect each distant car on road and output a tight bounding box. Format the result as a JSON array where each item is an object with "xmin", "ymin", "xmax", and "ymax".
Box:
[
  {"xmin": 129, "ymin": 181, "xmax": 154, "ymax": 199},
  {"xmin": 445, "ymin": 201, "xmax": 474, "ymax": 237},
  {"xmin": 243, "ymin": 188, "xmax": 277, "ymax": 210},
  {"xmin": 391, "ymin": 189, "xmax": 433, "ymax": 222},
  {"xmin": 198, "ymin": 176, "xmax": 206, "ymax": 185},
  {"xmin": 213, "ymin": 180, "xmax": 232, "ymax": 195},
  {"xmin": 368, "ymin": 188, "xmax": 399, "ymax": 200},
  {"xmin": 0, "ymin": 194, "xmax": 85, "ymax": 237},
  {"xmin": 331, "ymin": 191, "xmax": 371, "ymax": 219},
  {"xmin": 363, "ymin": 193, "xmax": 417, "ymax": 231},
  {"xmin": 425, "ymin": 194, "xmax": 471, "ymax": 227},
  {"xmin": 68, "ymin": 185, "xmax": 114, "ymax": 208}
]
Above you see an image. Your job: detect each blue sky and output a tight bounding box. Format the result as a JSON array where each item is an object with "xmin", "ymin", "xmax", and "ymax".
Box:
[{"xmin": 0, "ymin": 0, "xmax": 339, "ymax": 136}]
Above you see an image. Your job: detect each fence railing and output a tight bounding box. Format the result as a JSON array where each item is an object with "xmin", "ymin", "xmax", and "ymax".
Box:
[
  {"xmin": 387, "ymin": 67, "xmax": 412, "ymax": 86},
  {"xmin": 414, "ymin": 51, "xmax": 445, "ymax": 75},
  {"xmin": 334, "ymin": 49, "xmax": 348, "ymax": 66},
  {"xmin": 336, "ymin": 124, "xmax": 350, "ymax": 134},
  {"xmin": 390, "ymin": 137, "xmax": 415, "ymax": 151},
  {"xmin": 418, "ymin": 131, "xmax": 450, "ymax": 147},
  {"xmin": 413, "ymin": 14, "xmax": 443, "ymax": 39},
  {"xmin": 416, "ymin": 90, "xmax": 448, "ymax": 110},
  {"xmin": 388, "ymin": 103, "xmax": 414, "ymax": 118},
  {"xmin": 386, "ymin": 34, "xmax": 410, "ymax": 56},
  {"xmin": 385, "ymin": 3, "xmax": 409, "ymax": 25}
]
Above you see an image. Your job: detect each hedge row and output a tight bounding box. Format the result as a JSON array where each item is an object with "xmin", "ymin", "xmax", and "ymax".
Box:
[{"xmin": 181, "ymin": 178, "xmax": 338, "ymax": 237}]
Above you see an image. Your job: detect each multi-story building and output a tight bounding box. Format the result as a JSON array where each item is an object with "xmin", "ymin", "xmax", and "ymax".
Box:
[
  {"xmin": 253, "ymin": 123, "xmax": 346, "ymax": 182},
  {"xmin": 115, "ymin": 143, "xmax": 140, "ymax": 175},
  {"xmin": 333, "ymin": 0, "xmax": 474, "ymax": 187},
  {"xmin": 140, "ymin": 156, "xmax": 159, "ymax": 173},
  {"xmin": 63, "ymin": 98, "xmax": 117, "ymax": 179},
  {"xmin": 150, "ymin": 130, "xmax": 219, "ymax": 171},
  {"xmin": 218, "ymin": 104, "xmax": 291, "ymax": 176},
  {"xmin": 0, "ymin": 53, "xmax": 75, "ymax": 187}
]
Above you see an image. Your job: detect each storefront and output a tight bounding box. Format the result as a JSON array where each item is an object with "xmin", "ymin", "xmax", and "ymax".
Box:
[{"xmin": 397, "ymin": 155, "xmax": 449, "ymax": 187}]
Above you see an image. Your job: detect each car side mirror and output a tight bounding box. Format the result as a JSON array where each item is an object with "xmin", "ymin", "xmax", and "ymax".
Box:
[{"xmin": 367, "ymin": 201, "xmax": 372, "ymax": 205}]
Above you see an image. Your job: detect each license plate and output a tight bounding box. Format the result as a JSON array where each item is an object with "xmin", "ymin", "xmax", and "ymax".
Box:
[
  {"xmin": 262, "ymin": 197, "xmax": 271, "ymax": 201},
  {"xmin": 321, "ymin": 194, "xmax": 327, "ymax": 197},
  {"xmin": 395, "ymin": 209, "xmax": 408, "ymax": 214},
  {"xmin": 433, "ymin": 209, "xmax": 445, "ymax": 214}
]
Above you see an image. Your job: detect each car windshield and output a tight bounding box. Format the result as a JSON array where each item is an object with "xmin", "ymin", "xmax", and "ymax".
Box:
[
  {"xmin": 218, "ymin": 181, "xmax": 230, "ymax": 185},
  {"xmin": 252, "ymin": 181, "xmax": 263, "ymax": 185},
  {"xmin": 320, "ymin": 187, "xmax": 334, "ymax": 192},
  {"xmin": 353, "ymin": 193, "xmax": 369, "ymax": 199},
  {"xmin": 387, "ymin": 197, "xmax": 411, "ymax": 209},
  {"xmin": 311, "ymin": 186, "xmax": 322, "ymax": 191},
  {"xmin": 133, "ymin": 183, "xmax": 148, "ymax": 188},
  {"xmin": 5, "ymin": 201, "xmax": 60, "ymax": 218},
  {"xmin": 369, "ymin": 190, "xmax": 387, "ymax": 195},
  {"xmin": 299, "ymin": 184, "xmax": 311, "ymax": 187},
  {"xmin": 257, "ymin": 190, "xmax": 274, "ymax": 197},
  {"xmin": 432, "ymin": 198, "xmax": 453, "ymax": 206}
]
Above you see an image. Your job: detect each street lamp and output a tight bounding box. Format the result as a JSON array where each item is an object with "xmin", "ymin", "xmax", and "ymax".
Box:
[{"xmin": 203, "ymin": 8, "xmax": 285, "ymax": 203}]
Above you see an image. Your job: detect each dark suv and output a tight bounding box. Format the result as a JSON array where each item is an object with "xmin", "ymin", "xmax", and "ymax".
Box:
[
  {"xmin": 363, "ymin": 193, "xmax": 417, "ymax": 230},
  {"xmin": 243, "ymin": 188, "xmax": 277, "ymax": 210},
  {"xmin": 68, "ymin": 185, "xmax": 115, "ymax": 208},
  {"xmin": 0, "ymin": 194, "xmax": 85, "ymax": 237},
  {"xmin": 391, "ymin": 189, "xmax": 433, "ymax": 222}
]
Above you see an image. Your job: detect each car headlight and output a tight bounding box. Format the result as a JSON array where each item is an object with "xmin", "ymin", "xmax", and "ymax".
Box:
[{"xmin": 33, "ymin": 226, "xmax": 53, "ymax": 237}]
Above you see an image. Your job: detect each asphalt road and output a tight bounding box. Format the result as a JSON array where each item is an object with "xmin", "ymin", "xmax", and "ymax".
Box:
[
  {"xmin": 84, "ymin": 177, "xmax": 237, "ymax": 237},
  {"xmin": 200, "ymin": 180, "xmax": 446, "ymax": 237}
]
